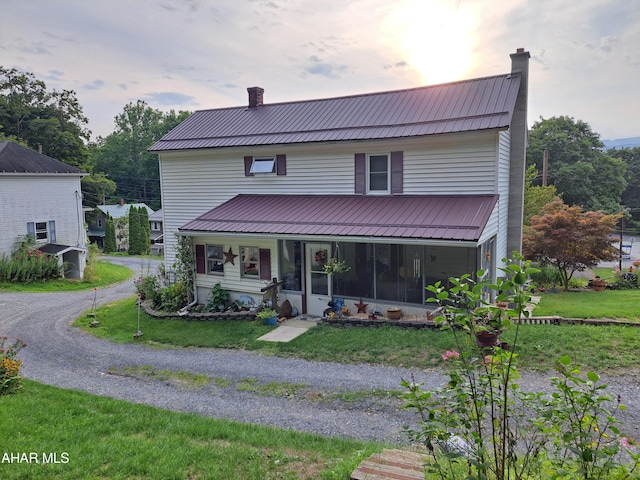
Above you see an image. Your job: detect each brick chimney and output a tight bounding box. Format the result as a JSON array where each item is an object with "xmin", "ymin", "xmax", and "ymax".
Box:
[{"xmin": 247, "ymin": 87, "xmax": 264, "ymax": 109}]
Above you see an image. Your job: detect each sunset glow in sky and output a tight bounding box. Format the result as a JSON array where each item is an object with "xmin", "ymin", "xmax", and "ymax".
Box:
[{"xmin": 2, "ymin": 0, "xmax": 639, "ymax": 140}]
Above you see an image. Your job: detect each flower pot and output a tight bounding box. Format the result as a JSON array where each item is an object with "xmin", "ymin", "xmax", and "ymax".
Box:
[
  {"xmin": 591, "ymin": 278, "xmax": 606, "ymax": 291},
  {"xmin": 476, "ymin": 331, "xmax": 500, "ymax": 348},
  {"xmin": 386, "ymin": 308, "xmax": 402, "ymax": 320},
  {"xmin": 263, "ymin": 316, "xmax": 278, "ymax": 326}
]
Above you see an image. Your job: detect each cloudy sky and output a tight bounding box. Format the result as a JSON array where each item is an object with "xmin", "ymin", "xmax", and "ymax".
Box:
[{"xmin": 2, "ymin": 0, "xmax": 638, "ymax": 141}]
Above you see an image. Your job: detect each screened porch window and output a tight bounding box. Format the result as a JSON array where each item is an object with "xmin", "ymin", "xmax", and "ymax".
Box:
[{"xmin": 330, "ymin": 242, "xmax": 477, "ymax": 306}]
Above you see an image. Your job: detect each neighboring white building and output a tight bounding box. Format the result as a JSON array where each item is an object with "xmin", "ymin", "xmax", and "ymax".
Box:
[
  {"xmin": 150, "ymin": 49, "xmax": 530, "ymax": 317},
  {"xmin": 149, "ymin": 208, "xmax": 164, "ymax": 256},
  {"xmin": 0, "ymin": 141, "xmax": 88, "ymax": 279}
]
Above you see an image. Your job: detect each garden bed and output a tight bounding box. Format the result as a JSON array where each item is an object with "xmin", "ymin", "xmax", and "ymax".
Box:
[{"xmin": 140, "ymin": 300, "xmax": 257, "ymax": 322}]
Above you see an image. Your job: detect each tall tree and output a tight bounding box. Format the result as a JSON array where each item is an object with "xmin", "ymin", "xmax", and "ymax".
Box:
[
  {"xmin": 522, "ymin": 199, "xmax": 620, "ymax": 290},
  {"xmin": 127, "ymin": 207, "xmax": 143, "ymax": 256},
  {"xmin": 527, "ymin": 116, "xmax": 626, "ymax": 213},
  {"xmin": 0, "ymin": 67, "xmax": 90, "ymax": 169},
  {"xmin": 523, "ymin": 164, "xmax": 559, "ymax": 226},
  {"xmin": 609, "ymin": 147, "xmax": 640, "ymax": 212},
  {"xmin": 90, "ymin": 100, "xmax": 190, "ymax": 209},
  {"xmin": 103, "ymin": 215, "xmax": 117, "ymax": 254}
]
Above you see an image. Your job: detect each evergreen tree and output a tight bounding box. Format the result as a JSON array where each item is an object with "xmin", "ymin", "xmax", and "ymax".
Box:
[
  {"xmin": 128, "ymin": 207, "xmax": 143, "ymax": 255},
  {"xmin": 139, "ymin": 207, "xmax": 151, "ymax": 255},
  {"xmin": 103, "ymin": 215, "xmax": 116, "ymax": 253}
]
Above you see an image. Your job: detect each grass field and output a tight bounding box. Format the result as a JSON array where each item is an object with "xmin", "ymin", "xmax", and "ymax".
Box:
[{"xmin": 1, "ymin": 381, "xmax": 380, "ymax": 480}]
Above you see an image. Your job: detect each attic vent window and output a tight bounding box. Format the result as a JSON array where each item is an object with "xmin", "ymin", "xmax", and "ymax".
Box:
[{"xmin": 250, "ymin": 157, "xmax": 276, "ymax": 174}]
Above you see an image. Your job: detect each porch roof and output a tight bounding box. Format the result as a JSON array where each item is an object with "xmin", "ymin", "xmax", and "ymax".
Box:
[{"xmin": 179, "ymin": 194, "xmax": 498, "ymax": 242}]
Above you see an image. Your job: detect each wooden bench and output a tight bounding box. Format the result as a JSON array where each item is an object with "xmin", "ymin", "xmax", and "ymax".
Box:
[{"xmin": 351, "ymin": 448, "xmax": 427, "ymax": 480}]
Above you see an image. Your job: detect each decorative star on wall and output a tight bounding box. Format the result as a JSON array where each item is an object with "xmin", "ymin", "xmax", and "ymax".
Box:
[
  {"xmin": 224, "ymin": 247, "xmax": 238, "ymax": 265},
  {"xmin": 355, "ymin": 298, "xmax": 368, "ymax": 313}
]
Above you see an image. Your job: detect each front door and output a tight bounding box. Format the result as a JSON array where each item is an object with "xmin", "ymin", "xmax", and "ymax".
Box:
[{"xmin": 305, "ymin": 243, "xmax": 331, "ymax": 316}]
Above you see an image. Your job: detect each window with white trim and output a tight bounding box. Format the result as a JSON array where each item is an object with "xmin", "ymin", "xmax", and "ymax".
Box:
[
  {"xmin": 206, "ymin": 245, "xmax": 224, "ymax": 275},
  {"xmin": 250, "ymin": 157, "xmax": 276, "ymax": 174},
  {"xmin": 27, "ymin": 220, "xmax": 56, "ymax": 243},
  {"xmin": 240, "ymin": 246, "xmax": 260, "ymax": 277},
  {"xmin": 368, "ymin": 154, "xmax": 389, "ymax": 192}
]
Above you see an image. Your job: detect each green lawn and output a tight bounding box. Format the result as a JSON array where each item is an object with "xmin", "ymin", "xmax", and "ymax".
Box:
[
  {"xmin": 1, "ymin": 380, "xmax": 380, "ymax": 480},
  {"xmin": 534, "ymin": 289, "xmax": 640, "ymax": 321},
  {"xmin": 76, "ymin": 296, "xmax": 640, "ymax": 373}
]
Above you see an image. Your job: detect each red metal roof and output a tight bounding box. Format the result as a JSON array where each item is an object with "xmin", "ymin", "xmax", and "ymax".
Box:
[
  {"xmin": 149, "ymin": 74, "xmax": 521, "ymax": 152},
  {"xmin": 179, "ymin": 194, "xmax": 499, "ymax": 242}
]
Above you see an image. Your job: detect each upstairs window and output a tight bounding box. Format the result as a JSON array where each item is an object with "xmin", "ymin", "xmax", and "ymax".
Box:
[
  {"xmin": 250, "ymin": 157, "xmax": 276, "ymax": 174},
  {"xmin": 368, "ymin": 154, "xmax": 389, "ymax": 192},
  {"xmin": 244, "ymin": 155, "xmax": 286, "ymax": 176}
]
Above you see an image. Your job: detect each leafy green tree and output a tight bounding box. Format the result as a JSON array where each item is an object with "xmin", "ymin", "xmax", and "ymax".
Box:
[
  {"xmin": 90, "ymin": 100, "xmax": 190, "ymax": 209},
  {"xmin": 527, "ymin": 116, "xmax": 626, "ymax": 213},
  {"xmin": 523, "ymin": 198, "xmax": 620, "ymax": 290},
  {"xmin": 103, "ymin": 215, "xmax": 116, "ymax": 254},
  {"xmin": 523, "ymin": 164, "xmax": 560, "ymax": 225},
  {"xmin": 610, "ymin": 146, "xmax": 640, "ymax": 212},
  {"xmin": 0, "ymin": 67, "xmax": 90, "ymax": 170}
]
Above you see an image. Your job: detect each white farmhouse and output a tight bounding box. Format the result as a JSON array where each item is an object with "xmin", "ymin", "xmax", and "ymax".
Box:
[{"xmin": 150, "ymin": 49, "xmax": 530, "ymax": 317}]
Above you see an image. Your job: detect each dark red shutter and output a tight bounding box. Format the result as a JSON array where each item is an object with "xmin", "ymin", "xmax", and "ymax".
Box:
[
  {"xmin": 354, "ymin": 153, "xmax": 366, "ymax": 194},
  {"xmin": 276, "ymin": 154, "xmax": 286, "ymax": 175},
  {"xmin": 195, "ymin": 244, "xmax": 206, "ymax": 274},
  {"xmin": 391, "ymin": 151, "xmax": 404, "ymax": 194},
  {"xmin": 259, "ymin": 249, "xmax": 271, "ymax": 281},
  {"xmin": 244, "ymin": 156, "xmax": 253, "ymax": 176}
]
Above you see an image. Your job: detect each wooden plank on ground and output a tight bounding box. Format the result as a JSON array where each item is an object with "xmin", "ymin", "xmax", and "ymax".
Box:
[{"xmin": 351, "ymin": 448, "xmax": 427, "ymax": 480}]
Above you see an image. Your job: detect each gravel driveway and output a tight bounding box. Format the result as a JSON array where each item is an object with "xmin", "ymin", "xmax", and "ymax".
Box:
[{"xmin": 2, "ymin": 256, "xmax": 640, "ymax": 445}]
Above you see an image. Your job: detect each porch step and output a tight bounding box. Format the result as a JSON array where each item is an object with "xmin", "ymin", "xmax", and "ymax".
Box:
[{"xmin": 351, "ymin": 448, "xmax": 427, "ymax": 480}]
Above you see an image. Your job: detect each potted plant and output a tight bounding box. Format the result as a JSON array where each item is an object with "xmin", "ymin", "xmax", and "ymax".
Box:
[
  {"xmin": 472, "ymin": 305, "xmax": 510, "ymax": 348},
  {"xmin": 323, "ymin": 258, "xmax": 351, "ymax": 275},
  {"xmin": 257, "ymin": 308, "xmax": 278, "ymax": 326}
]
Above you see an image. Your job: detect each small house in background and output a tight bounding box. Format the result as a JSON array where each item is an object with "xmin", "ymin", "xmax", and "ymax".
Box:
[
  {"xmin": 88, "ymin": 199, "xmax": 154, "ymax": 252},
  {"xmin": 149, "ymin": 208, "xmax": 164, "ymax": 256},
  {"xmin": 150, "ymin": 49, "xmax": 530, "ymax": 317},
  {"xmin": 0, "ymin": 141, "xmax": 88, "ymax": 279}
]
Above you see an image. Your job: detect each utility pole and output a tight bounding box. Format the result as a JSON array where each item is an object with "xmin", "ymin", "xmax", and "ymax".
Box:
[{"xmin": 542, "ymin": 149, "xmax": 548, "ymax": 187}]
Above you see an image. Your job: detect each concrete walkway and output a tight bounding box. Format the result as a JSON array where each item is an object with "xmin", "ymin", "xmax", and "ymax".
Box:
[{"xmin": 257, "ymin": 316, "xmax": 320, "ymax": 342}]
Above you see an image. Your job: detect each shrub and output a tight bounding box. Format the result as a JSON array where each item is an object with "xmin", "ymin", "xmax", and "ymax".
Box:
[
  {"xmin": 529, "ymin": 263, "xmax": 563, "ymax": 288},
  {"xmin": 610, "ymin": 266, "xmax": 639, "ymax": 290},
  {"xmin": 401, "ymin": 253, "xmax": 640, "ymax": 479},
  {"xmin": 0, "ymin": 336, "xmax": 26, "ymax": 395},
  {"xmin": 155, "ymin": 281, "xmax": 189, "ymax": 312},
  {"xmin": 0, "ymin": 236, "xmax": 62, "ymax": 283}
]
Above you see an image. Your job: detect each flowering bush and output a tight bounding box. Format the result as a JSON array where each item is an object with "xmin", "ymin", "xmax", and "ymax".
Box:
[
  {"xmin": 0, "ymin": 336, "xmax": 26, "ymax": 395},
  {"xmin": 401, "ymin": 253, "xmax": 640, "ymax": 479}
]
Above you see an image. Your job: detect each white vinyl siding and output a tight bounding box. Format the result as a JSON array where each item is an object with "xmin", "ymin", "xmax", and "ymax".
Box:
[
  {"xmin": 0, "ymin": 175, "xmax": 86, "ymax": 257},
  {"xmin": 191, "ymin": 236, "xmax": 278, "ymax": 301},
  {"xmin": 158, "ymin": 130, "xmax": 503, "ymax": 266}
]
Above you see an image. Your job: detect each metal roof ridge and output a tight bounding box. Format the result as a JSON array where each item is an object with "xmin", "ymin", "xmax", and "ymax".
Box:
[
  {"xmin": 191, "ymin": 73, "xmax": 513, "ymax": 113},
  {"xmin": 152, "ymin": 111, "xmax": 511, "ymax": 145}
]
